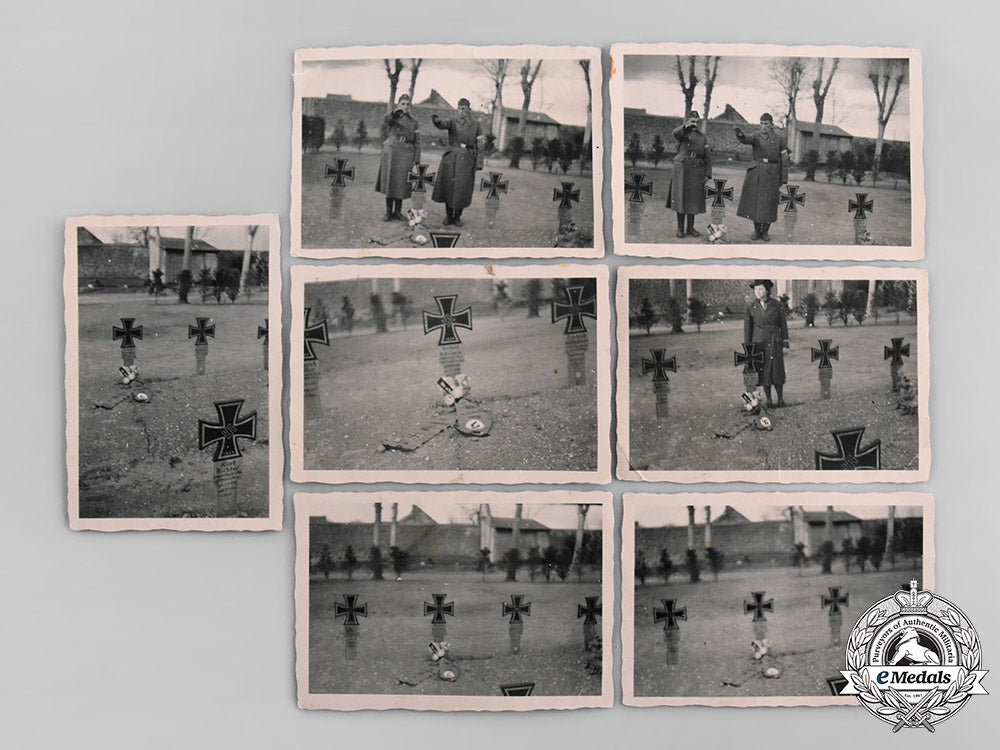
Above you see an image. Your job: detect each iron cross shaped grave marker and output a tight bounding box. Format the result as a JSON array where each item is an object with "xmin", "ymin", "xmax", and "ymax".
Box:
[
  {"xmin": 197, "ymin": 399, "xmax": 258, "ymax": 517},
  {"xmin": 480, "ymin": 172, "xmax": 509, "ymax": 199},
  {"xmin": 257, "ymin": 319, "xmax": 268, "ymax": 370},
  {"xmin": 654, "ymin": 599, "xmax": 687, "ymax": 631},
  {"xmin": 188, "ymin": 317, "xmax": 215, "ymax": 375},
  {"xmin": 625, "ymin": 172, "xmax": 653, "ymax": 203},
  {"xmin": 815, "ymin": 426, "xmax": 882, "ymax": 470},
  {"xmin": 113, "ymin": 318, "xmax": 142, "ymax": 365},
  {"xmin": 335, "ymin": 594, "xmax": 369, "ymax": 627},
  {"xmin": 780, "ymin": 185, "xmax": 806, "ymax": 212},
  {"xmin": 503, "ymin": 595, "xmax": 532, "ymax": 625},
  {"xmin": 885, "ymin": 337, "xmax": 910, "ymax": 366},
  {"xmin": 812, "ymin": 339, "xmax": 840, "ymax": 368},
  {"xmin": 303, "ymin": 308, "xmax": 330, "ymax": 416},
  {"xmin": 325, "ymin": 158, "xmax": 356, "ymax": 188},
  {"xmin": 642, "ymin": 349, "xmax": 676, "ymax": 383},
  {"xmin": 423, "ymin": 295, "xmax": 473, "ymax": 346},
  {"xmin": 577, "ymin": 596, "xmax": 602, "ymax": 651},
  {"xmin": 552, "ymin": 285, "xmax": 597, "ymax": 335},
  {"xmin": 821, "ymin": 587, "xmax": 850, "ymax": 616},
  {"xmin": 303, "ymin": 308, "xmax": 330, "ymax": 362},
  {"xmin": 553, "ymin": 181, "xmax": 580, "ymax": 209},
  {"xmin": 706, "ymin": 178, "xmax": 734, "ymax": 207},
  {"xmin": 429, "ymin": 231, "xmax": 461, "ymax": 248},
  {"xmin": 849, "ymin": 193, "xmax": 874, "ymax": 219},
  {"xmin": 734, "ymin": 343, "xmax": 765, "ymax": 374},
  {"xmin": 408, "ymin": 163, "xmax": 435, "ymax": 192},
  {"xmin": 424, "ymin": 593, "xmax": 455, "ymax": 625},
  {"xmin": 745, "ymin": 591, "xmax": 774, "ymax": 622}
]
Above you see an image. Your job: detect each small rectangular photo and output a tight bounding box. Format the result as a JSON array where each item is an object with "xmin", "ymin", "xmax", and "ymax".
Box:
[
  {"xmin": 295, "ymin": 491, "xmax": 613, "ymax": 710},
  {"xmin": 610, "ymin": 43, "xmax": 923, "ymax": 260},
  {"xmin": 293, "ymin": 45, "xmax": 603, "ymax": 259},
  {"xmin": 289, "ymin": 264, "xmax": 611, "ymax": 484},
  {"xmin": 65, "ymin": 216, "xmax": 282, "ymax": 530},
  {"xmin": 623, "ymin": 492, "xmax": 934, "ymax": 706},
  {"xmin": 617, "ymin": 266, "xmax": 929, "ymax": 483}
]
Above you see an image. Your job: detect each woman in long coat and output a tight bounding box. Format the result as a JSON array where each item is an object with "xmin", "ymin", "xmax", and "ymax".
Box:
[
  {"xmin": 744, "ymin": 279, "xmax": 789, "ymax": 407},
  {"xmin": 431, "ymin": 98, "xmax": 482, "ymax": 226},
  {"xmin": 375, "ymin": 93, "xmax": 421, "ymax": 221},
  {"xmin": 734, "ymin": 113, "xmax": 789, "ymax": 241},
  {"xmin": 666, "ymin": 111, "xmax": 711, "ymax": 238}
]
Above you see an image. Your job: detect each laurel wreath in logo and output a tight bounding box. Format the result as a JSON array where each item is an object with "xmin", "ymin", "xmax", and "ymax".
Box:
[{"xmin": 846, "ymin": 606, "xmax": 983, "ymax": 722}]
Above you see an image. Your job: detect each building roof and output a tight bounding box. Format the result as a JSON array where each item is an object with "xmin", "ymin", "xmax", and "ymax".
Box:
[
  {"xmin": 803, "ymin": 510, "xmax": 863, "ymax": 524},
  {"xmin": 795, "ymin": 121, "xmax": 853, "ymax": 138},
  {"xmin": 398, "ymin": 505, "xmax": 438, "ymax": 525},
  {"xmin": 490, "ymin": 517, "xmax": 550, "ymax": 532},
  {"xmin": 501, "ymin": 107, "xmax": 560, "ymax": 126},
  {"xmin": 712, "ymin": 506, "xmax": 753, "ymax": 525},
  {"xmin": 158, "ymin": 237, "xmax": 219, "ymax": 252},
  {"xmin": 419, "ymin": 89, "xmax": 452, "ymax": 108},
  {"xmin": 624, "ymin": 107, "xmax": 648, "ymax": 117},
  {"xmin": 713, "ymin": 104, "xmax": 748, "ymax": 123}
]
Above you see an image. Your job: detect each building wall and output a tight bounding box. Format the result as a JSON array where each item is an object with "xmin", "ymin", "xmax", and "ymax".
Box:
[
  {"xmin": 635, "ymin": 520, "xmax": 796, "ymax": 567},
  {"xmin": 309, "ymin": 518, "xmax": 483, "ymax": 565},
  {"xmin": 491, "ymin": 528, "xmax": 551, "ymax": 560},
  {"xmin": 77, "ymin": 245, "xmax": 148, "ymax": 286}
]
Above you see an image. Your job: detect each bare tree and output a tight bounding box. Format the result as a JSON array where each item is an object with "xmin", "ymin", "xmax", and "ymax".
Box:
[
  {"xmin": 238, "ymin": 224, "xmax": 259, "ymax": 296},
  {"xmin": 383, "ymin": 58, "xmax": 404, "ymax": 113},
  {"xmin": 674, "ymin": 55, "xmax": 698, "ymax": 115},
  {"xmin": 406, "ymin": 58, "xmax": 423, "ymax": 103},
  {"xmin": 579, "ymin": 59, "xmax": 592, "ymax": 174},
  {"xmin": 885, "ymin": 505, "xmax": 896, "ymax": 569},
  {"xmin": 516, "ymin": 60, "xmax": 543, "ymax": 140},
  {"xmin": 477, "ymin": 59, "xmax": 510, "ymax": 138},
  {"xmin": 701, "ymin": 56, "xmax": 721, "ymax": 131},
  {"xmin": 866, "ymin": 59, "xmax": 908, "ymax": 181},
  {"xmin": 769, "ymin": 57, "xmax": 809, "ymax": 159},
  {"xmin": 808, "ymin": 57, "xmax": 840, "ymax": 165},
  {"xmin": 570, "ymin": 504, "xmax": 590, "ymax": 568},
  {"xmin": 178, "ymin": 225, "xmax": 194, "ymax": 303}
]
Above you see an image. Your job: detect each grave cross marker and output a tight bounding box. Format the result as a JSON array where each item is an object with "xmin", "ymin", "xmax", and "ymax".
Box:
[
  {"xmin": 706, "ymin": 178, "xmax": 734, "ymax": 225},
  {"xmin": 744, "ymin": 591, "xmax": 774, "ymax": 622},
  {"xmin": 408, "ymin": 163, "xmax": 435, "ymax": 192},
  {"xmin": 303, "ymin": 308, "xmax": 330, "ymax": 361},
  {"xmin": 780, "ymin": 185, "xmax": 806, "ymax": 212},
  {"xmin": 821, "ymin": 587, "xmax": 850, "ymax": 616},
  {"xmin": 812, "ymin": 338, "xmax": 839, "ymax": 399},
  {"xmin": 424, "ymin": 593, "xmax": 455, "ymax": 625},
  {"xmin": 653, "ymin": 599, "xmax": 687, "ymax": 631},
  {"xmin": 502, "ymin": 595, "xmax": 532, "ymax": 625},
  {"xmin": 325, "ymin": 158, "xmax": 356, "ymax": 188},
  {"xmin": 428, "ymin": 231, "xmax": 461, "ymax": 248},
  {"xmin": 625, "ymin": 172, "xmax": 653, "ymax": 203},
  {"xmin": 197, "ymin": 398, "xmax": 257, "ymax": 517},
  {"xmin": 577, "ymin": 596, "xmax": 602, "ymax": 651},
  {"xmin": 303, "ymin": 308, "xmax": 330, "ymax": 418},
  {"xmin": 335, "ymin": 594, "xmax": 369, "ymax": 627},
  {"xmin": 734, "ymin": 342, "xmax": 764, "ymax": 390},
  {"xmin": 423, "ymin": 295, "xmax": 473, "ymax": 346},
  {"xmin": 849, "ymin": 193, "xmax": 874, "ymax": 219},
  {"xmin": 552, "ymin": 285, "xmax": 597, "ymax": 335},
  {"xmin": 884, "ymin": 336, "xmax": 910, "ymax": 391},
  {"xmin": 642, "ymin": 349, "xmax": 676, "ymax": 420},
  {"xmin": 257, "ymin": 319, "xmax": 268, "ymax": 370},
  {"xmin": 815, "ymin": 426, "xmax": 882, "ymax": 470},
  {"xmin": 188, "ymin": 317, "xmax": 215, "ymax": 375},
  {"xmin": 113, "ymin": 317, "xmax": 142, "ymax": 366},
  {"xmin": 480, "ymin": 171, "xmax": 509, "ymax": 200},
  {"xmin": 553, "ymin": 181, "xmax": 581, "ymax": 209}
]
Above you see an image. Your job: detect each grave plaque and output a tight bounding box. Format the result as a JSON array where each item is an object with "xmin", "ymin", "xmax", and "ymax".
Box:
[
  {"xmin": 197, "ymin": 399, "xmax": 258, "ymax": 517},
  {"xmin": 188, "ymin": 317, "xmax": 215, "ymax": 375},
  {"xmin": 112, "ymin": 317, "xmax": 143, "ymax": 367}
]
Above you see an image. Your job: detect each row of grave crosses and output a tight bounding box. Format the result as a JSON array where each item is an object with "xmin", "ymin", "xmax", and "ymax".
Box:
[
  {"xmin": 653, "ymin": 587, "xmax": 851, "ymax": 665},
  {"xmin": 112, "ymin": 317, "xmax": 269, "ymax": 372},
  {"xmin": 325, "ymin": 158, "xmax": 583, "ymax": 241},
  {"xmin": 330, "ymin": 592, "xmax": 602, "ymax": 662},
  {"xmin": 625, "ymin": 171, "xmax": 875, "ymax": 243}
]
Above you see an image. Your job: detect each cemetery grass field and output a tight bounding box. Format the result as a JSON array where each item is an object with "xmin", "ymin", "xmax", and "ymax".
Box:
[
  {"xmin": 309, "ymin": 568, "xmax": 604, "ymax": 696},
  {"xmin": 301, "ymin": 147, "xmax": 596, "ymax": 249},
  {"xmin": 627, "ymin": 318, "xmax": 920, "ymax": 472},
  {"xmin": 77, "ymin": 293, "xmax": 270, "ymax": 518},
  {"xmin": 623, "ymin": 163, "xmax": 911, "ymax": 247},
  {"xmin": 632, "ymin": 563, "xmax": 921, "ymax": 698},
  {"xmin": 304, "ymin": 314, "xmax": 599, "ymax": 472}
]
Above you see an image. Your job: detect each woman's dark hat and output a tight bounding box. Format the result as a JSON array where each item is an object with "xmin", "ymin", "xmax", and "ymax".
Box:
[
  {"xmin": 749, "ymin": 279, "xmax": 774, "ymax": 290},
  {"xmin": 457, "ymin": 97, "xmax": 471, "ymax": 107}
]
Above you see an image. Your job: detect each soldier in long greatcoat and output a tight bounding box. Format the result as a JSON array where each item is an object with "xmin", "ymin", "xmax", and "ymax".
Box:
[
  {"xmin": 744, "ymin": 279, "xmax": 789, "ymax": 407},
  {"xmin": 375, "ymin": 94, "xmax": 421, "ymax": 221},
  {"xmin": 431, "ymin": 98, "xmax": 482, "ymax": 226},
  {"xmin": 666, "ymin": 111, "xmax": 712, "ymax": 238},
  {"xmin": 734, "ymin": 113, "xmax": 789, "ymax": 241}
]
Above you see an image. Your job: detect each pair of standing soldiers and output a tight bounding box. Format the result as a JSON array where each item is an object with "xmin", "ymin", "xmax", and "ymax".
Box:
[
  {"xmin": 375, "ymin": 94, "xmax": 483, "ymax": 227},
  {"xmin": 666, "ymin": 112, "xmax": 789, "ymax": 242}
]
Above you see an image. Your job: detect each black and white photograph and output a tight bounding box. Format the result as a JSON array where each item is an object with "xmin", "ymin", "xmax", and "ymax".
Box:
[
  {"xmin": 65, "ymin": 216, "xmax": 282, "ymax": 530},
  {"xmin": 622, "ymin": 492, "xmax": 934, "ymax": 706},
  {"xmin": 292, "ymin": 45, "xmax": 603, "ymax": 258},
  {"xmin": 617, "ymin": 265, "xmax": 929, "ymax": 483},
  {"xmin": 295, "ymin": 491, "xmax": 613, "ymax": 710},
  {"xmin": 289, "ymin": 264, "xmax": 611, "ymax": 484},
  {"xmin": 611, "ymin": 43, "xmax": 923, "ymax": 260}
]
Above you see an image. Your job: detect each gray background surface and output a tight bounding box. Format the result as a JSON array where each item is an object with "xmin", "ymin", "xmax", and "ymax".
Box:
[{"xmin": 1, "ymin": 0, "xmax": 995, "ymax": 747}]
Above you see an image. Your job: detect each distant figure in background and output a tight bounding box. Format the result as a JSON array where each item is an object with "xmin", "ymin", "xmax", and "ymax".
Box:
[
  {"xmin": 666, "ymin": 111, "xmax": 711, "ymax": 238},
  {"xmin": 744, "ymin": 279, "xmax": 789, "ymax": 407},
  {"xmin": 375, "ymin": 94, "xmax": 420, "ymax": 221},
  {"xmin": 734, "ymin": 113, "xmax": 789, "ymax": 241},
  {"xmin": 431, "ymin": 98, "xmax": 483, "ymax": 227}
]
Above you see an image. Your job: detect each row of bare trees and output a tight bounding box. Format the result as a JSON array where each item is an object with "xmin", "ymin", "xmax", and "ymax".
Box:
[{"xmin": 670, "ymin": 55, "xmax": 907, "ymax": 181}]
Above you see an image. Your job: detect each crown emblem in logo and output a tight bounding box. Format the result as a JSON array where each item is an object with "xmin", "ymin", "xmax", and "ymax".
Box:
[{"xmin": 893, "ymin": 579, "xmax": 934, "ymax": 614}]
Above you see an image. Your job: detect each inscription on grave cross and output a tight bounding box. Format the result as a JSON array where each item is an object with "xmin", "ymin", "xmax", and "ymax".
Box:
[
  {"xmin": 551, "ymin": 286, "xmax": 597, "ymax": 387},
  {"xmin": 423, "ymin": 295, "xmax": 472, "ymax": 377},
  {"xmin": 197, "ymin": 399, "xmax": 258, "ymax": 517}
]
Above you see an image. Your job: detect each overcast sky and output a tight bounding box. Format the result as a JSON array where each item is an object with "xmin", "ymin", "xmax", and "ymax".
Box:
[
  {"xmin": 86, "ymin": 225, "xmax": 267, "ymax": 252},
  {"xmin": 624, "ymin": 55, "xmax": 910, "ymax": 140},
  {"xmin": 632, "ymin": 503, "xmax": 923, "ymax": 528},
  {"xmin": 299, "ymin": 57, "xmax": 592, "ymax": 127},
  {"xmin": 318, "ymin": 499, "xmax": 603, "ymax": 530}
]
